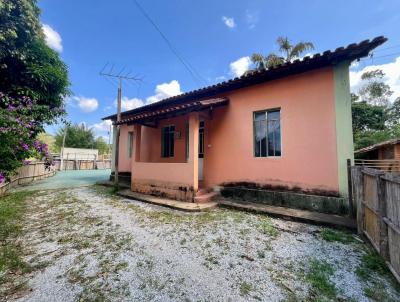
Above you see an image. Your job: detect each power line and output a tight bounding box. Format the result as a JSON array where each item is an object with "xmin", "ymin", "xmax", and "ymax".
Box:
[
  {"xmin": 373, "ymin": 44, "xmax": 400, "ymax": 53},
  {"xmin": 132, "ymin": 0, "xmax": 207, "ymax": 86},
  {"xmin": 358, "ymin": 51, "xmax": 400, "ymax": 62}
]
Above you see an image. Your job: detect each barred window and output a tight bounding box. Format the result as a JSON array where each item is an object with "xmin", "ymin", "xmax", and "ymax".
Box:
[
  {"xmin": 161, "ymin": 125, "xmax": 175, "ymax": 157},
  {"xmin": 254, "ymin": 109, "xmax": 281, "ymax": 157},
  {"xmin": 128, "ymin": 132, "xmax": 133, "ymax": 158}
]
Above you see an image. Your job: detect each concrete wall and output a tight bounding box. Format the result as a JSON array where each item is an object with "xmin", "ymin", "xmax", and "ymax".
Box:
[
  {"xmin": 131, "ymin": 113, "xmax": 199, "ymax": 201},
  {"xmin": 333, "ymin": 62, "xmax": 354, "ymax": 196},
  {"xmin": 119, "ymin": 65, "xmax": 354, "ymax": 198},
  {"xmin": 140, "ymin": 115, "xmax": 188, "ymax": 163},
  {"xmin": 118, "ymin": 124, "xmax": 135, "ymax": 172},
  {"xmin": 203, "ymin": 67, "xmax": 340, "ymax": 195},
  {"xmin": 62, "ymin": 147, "xmax": 98, "ymax": 160}
]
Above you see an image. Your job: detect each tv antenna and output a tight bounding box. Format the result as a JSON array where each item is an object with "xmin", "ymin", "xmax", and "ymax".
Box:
[{"xmin": 100, "ymin": 63, "xmax": 143, "ymax": 185}]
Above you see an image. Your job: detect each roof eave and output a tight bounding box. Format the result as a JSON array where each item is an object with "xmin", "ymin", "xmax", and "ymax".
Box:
[{"xmin": 102, "ymin": 36, "xmax": 387, "ymax": 122}]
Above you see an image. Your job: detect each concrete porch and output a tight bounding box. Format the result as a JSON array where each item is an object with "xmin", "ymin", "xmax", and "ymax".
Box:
[{"xmin": 122, "ymin": 98, "xmax": 227, "ymax": 203}]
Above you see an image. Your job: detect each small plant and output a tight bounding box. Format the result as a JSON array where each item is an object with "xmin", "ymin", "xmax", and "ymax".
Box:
[
  {"xmin": 364, "ymin": 281, "xmax": 393, "ymax": 301},
  {"xmin": 306, "ymin": 258, "xmax": 337, "ymax": 300},
  {"xmin": 321, "ymin": 228, "xmax": 356, "ymax": 244},
  {"xmin": 257, "ymin": 250, "xmax": 265, "ymax": 259},
  {"xmin": 356, "ymin": 252, "xmax": 400, "ymax": 300},
  {"xmin": 114, "ymin": 261, "xmax": 129, "ymax": 272},
  {"xmin": 112, "ymin": 183, "xmax": 120, "ymax": 194},
  {"xmin": 258, "ymin": 219, "xmax": 279, "ymax": 238},
  {"xmin": 239, "ymin": 281, "xmax": 252, "ymax": 296},
  {"xmin": 356, "ymin": 252, "xmax": 389, "ymax": 281}
]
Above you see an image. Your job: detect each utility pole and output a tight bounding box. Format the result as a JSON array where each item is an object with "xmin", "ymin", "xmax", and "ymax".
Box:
[
  {"xmin": 100, "ymin": 64, "xmax": 142, "ymax": 186},
  {"xmin": 114, "ymin": 79, "xmax": 122, "ymax": 185}
]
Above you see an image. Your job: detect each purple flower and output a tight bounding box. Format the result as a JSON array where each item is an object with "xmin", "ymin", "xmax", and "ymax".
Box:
[
  {"xmin": 0, "ymin": 173, "xmax": 4, "ymax": 184},
  {"xmin": 21, "ymin": 143, "xmax": 29, "ymax": 151},
  {"xmin": 23, "ymin": 160, "xmax": 31, "ymax": 165},
  {"xmin": 33, "ymin": 140, "xmax": 40, "ymax": 150}
]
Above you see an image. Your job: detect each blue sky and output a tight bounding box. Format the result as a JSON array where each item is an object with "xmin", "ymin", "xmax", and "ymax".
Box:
[{"xmin": 39, "ymin": 0, "xmax": 400, "ymax": 139}]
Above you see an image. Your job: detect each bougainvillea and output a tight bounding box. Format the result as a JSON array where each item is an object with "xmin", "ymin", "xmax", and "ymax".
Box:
[{"xmin": 0, "ymin": 92, "xmax": 65, "ymax": 183}]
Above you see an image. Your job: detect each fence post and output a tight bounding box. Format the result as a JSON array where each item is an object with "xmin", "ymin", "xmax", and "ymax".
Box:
[
  {"xmin": 347, "ymin": 159, "xmax": 355, "ymax": 217},
  {"xmin": 352, "ymin": 166, "xmax": 364, "ymax": 234},
  {"xmin": 32, "ymin": 162, "xmax": 36, "ymax": 181},
  {"xmin": 377, "ymin": 174, "xmax": 389, "ymax": 260}
]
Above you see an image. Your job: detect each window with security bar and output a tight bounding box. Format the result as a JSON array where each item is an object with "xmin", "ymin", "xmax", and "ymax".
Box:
[
  {"xmin": 128, "ymin": 132, "xmax": 133, "ymax": 158},
  {"xmin": 161, "ymin": 125, "xmax": 175, "ymax": 157},
  {"xmin": 253, "ymin": 109, "xmax": 281, "ymax": 157}
]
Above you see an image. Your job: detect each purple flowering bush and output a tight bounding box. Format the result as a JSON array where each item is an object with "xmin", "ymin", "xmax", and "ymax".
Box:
[{"xmin": 0, "ymin": 93, "xmax": 65, "ymax": 183}]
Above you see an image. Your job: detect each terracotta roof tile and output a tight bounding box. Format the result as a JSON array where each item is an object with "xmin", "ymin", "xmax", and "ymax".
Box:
[{"xmin": 103, "ymin": 36, "xmax": 387, "ymax": 122}]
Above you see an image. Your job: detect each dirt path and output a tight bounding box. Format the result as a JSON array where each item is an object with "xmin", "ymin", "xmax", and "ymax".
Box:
[{"xmin": 2, "ymin": 186, "xmax": 399, "ymax": 301}]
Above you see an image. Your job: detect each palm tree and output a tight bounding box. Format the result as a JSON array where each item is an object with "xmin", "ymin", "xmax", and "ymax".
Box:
[{"xmin": 250, "ymin": 36, "xmax": 314, "ymax": 70}]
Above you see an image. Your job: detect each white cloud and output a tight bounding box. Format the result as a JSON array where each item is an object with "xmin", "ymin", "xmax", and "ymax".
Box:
[
  {"xmin": 119, "ymin": 97, "xmax": 145, "ymax": 111},
  {"xmin": 89, "ymin": 120, "xmax": 112, "ymax": 139},
  {"xmin": 230, "ymin": 56, "xmax": 251, "ymax": 77},
  {"xmin": 215, "ymin": 75, "xmax": 227, "ymax": 82},
  {"xmin": 42, "ymin": 24, "xmax": 63, "ymax": 52},
  {"xmin": 90, "ymin": 119, "xmax": 112, "ymax": 132},
  {"xmin": 350, "ymin": 61, "xmax": 359, "ymax": 69},
  {"xmin": 114, "ymin": 80, "xmax": 182, "ymax": 112},
  {"xmin": 222, "ymin": 16, "xmax": 236, "ymax": 28},
  {"xmin": 245, "ymin": 10, "xmax": 259, "ymax": 29},
  {"xmin": 71, "ymin": 96, "xmax": 99, "ymax": 112},
  {"xmin": 350, "ymin": 56, "xmax": 400, "ymax": 102},
  {"xmin": 146, "ymin": 80, "xmax": 182, "ymax": 104}
]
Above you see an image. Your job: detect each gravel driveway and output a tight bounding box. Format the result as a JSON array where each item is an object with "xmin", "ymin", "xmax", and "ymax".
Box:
[{"xmin": 2, "ymin": 186, "xmax": 399, "ymax": 301}]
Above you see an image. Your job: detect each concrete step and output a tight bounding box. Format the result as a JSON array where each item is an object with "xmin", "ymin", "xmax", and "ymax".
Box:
[
  {"xmin": 118, "ymin": 189, "xmax": 218, "ymax": 212},
  {"xmin": 218, "ymin": 199, "xmax": 356, "ymax": 229},
  {"xmin": 194, "ymin": 191, "xmax": 219, "ymax": 203},
  {"xmin": 196, "ymin": 188, "xmax": 212, "ymax": 196}
]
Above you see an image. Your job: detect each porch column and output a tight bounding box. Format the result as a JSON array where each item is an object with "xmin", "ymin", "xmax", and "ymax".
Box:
[
  {"xmin": 133, "ymin": 124, "xmax": 141, "ymax": 162},
  {"xmin": 188, "ymin": 112, "xmax": 199, "ymax": 192}
]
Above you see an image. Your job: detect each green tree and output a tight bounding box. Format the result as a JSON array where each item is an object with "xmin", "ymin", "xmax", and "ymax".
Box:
[
  {"xmin": 351, "ymin": 100, "xmax": 386, "ymax": 133},
  {"xmin": 352, "ymin": 69, "xmax": 399, "ymax": 151},
  {"xmin": 250, "ymin": 36, "xmax": 314, "ymax": 70},
  {"xmin": 94, "ymin": 137, "xmax": 110, "ymax": 155},
  {"xmin": 55, "ymin": 124, "xmax": 96, "ymax": 150},
  {"xmin": 0, "ymin": 0, "xmax": 69, "ymax": 179},
  {"xmin": 55, "ymin": 124, "xmax": 111, "ymax": 154},
  {"xmin": 0, "ymin": 0, "xmax": 42, "ymax": 60},
  {"xmin": 0, "ymin": 0, "xmax": 70, "ymax": 121},
  {"xmin": 358, "ymin": 69, "xmax": 393, "ymax": 106},
  {"xmin": 387, "ymin": 97, "xmax": 400, "ymax": 127}
]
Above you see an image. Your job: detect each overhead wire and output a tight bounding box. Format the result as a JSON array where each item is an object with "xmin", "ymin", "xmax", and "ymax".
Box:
[{"xmin": 132, "ymin": 0, "xmax": 207, "ymax": 86}]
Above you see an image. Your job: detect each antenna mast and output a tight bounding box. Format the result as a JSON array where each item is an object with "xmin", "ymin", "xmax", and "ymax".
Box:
[{"xmin": 100, "ymin": 63, "xmax": 143, "ymax": 186}]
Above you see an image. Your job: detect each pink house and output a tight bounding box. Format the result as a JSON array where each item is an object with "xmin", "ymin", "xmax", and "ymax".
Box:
[{"xmin": 104, "ymin": 37, "xmax": 386, "ymax": 203}]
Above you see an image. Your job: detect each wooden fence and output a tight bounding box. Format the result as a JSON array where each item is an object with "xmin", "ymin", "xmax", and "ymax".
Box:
[
  {"xmin": 0, "ymin": 161, "xmax": 56, "ymax": 196},
  {"xmin": 355, "ymin": 159, "xmax": 400, "ymax": 172},
  {"xmin": 352, "ymin": 166, "xmax": 400, "ymax": 283}
]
